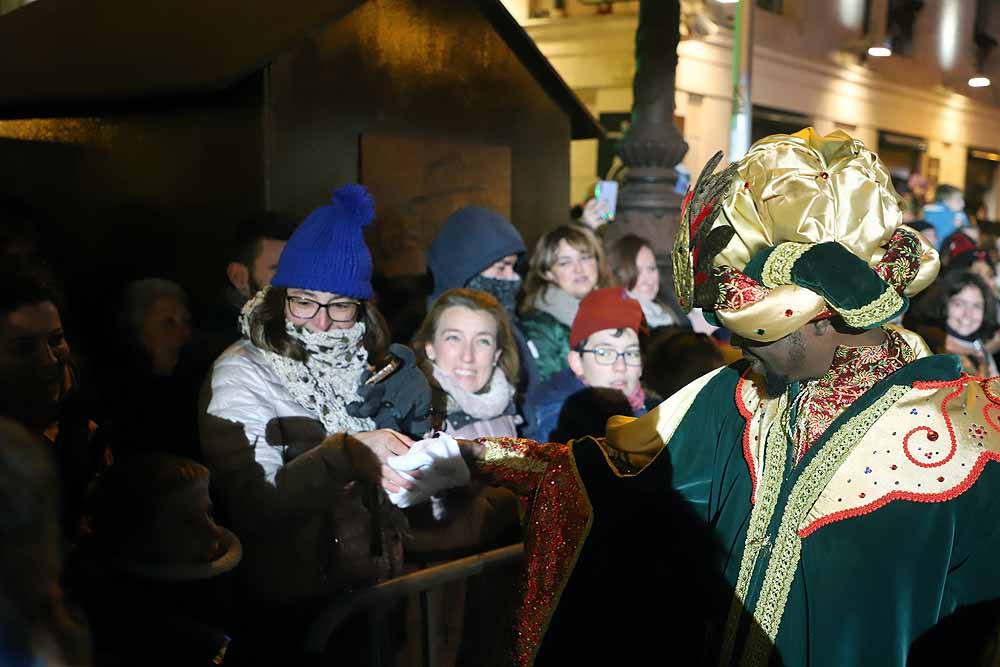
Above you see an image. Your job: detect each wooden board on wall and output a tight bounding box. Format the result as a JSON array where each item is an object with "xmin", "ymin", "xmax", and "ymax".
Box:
[{"xmin": 361, "ymin": 134, "xmax": 511, "ymax": 276}]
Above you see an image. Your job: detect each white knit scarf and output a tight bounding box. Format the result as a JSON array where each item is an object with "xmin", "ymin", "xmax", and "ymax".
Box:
[
  {"xmin": 240, "ymin": 288, "xmax": 375, "ymax": 434},
  {"xmin": 432, "ymin": 364, "xmax": 515, "ymax": 421}
]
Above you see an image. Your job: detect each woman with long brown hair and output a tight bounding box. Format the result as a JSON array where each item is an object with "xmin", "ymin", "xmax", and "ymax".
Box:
[{"xmin": 520, "ymin": 225, "xmax": 611, "ymax": 382}]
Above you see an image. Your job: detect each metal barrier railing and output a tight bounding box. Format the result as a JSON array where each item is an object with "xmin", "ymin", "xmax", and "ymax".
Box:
[{"xmin": 303, "ymin": 543, "xmax": 524, "ymax": 666}]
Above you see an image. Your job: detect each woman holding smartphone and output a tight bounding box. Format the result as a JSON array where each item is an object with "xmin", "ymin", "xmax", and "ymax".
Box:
[{"xmin": 199, "ymin": 185, "xmax": 430, "ymax": 610}]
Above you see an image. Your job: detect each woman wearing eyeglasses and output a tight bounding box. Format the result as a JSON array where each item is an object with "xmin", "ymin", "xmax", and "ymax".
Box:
[
  {"xmin": 523, "ymin": 287, "xmax": 655, "ymax": 442},
  {"xmin": 198, "ymin": 185, "xmax": 431, "ymax": 611}
]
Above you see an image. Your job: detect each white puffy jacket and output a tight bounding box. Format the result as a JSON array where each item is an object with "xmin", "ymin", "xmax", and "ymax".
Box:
[
  {"xmin": 205, "ymin": 339, "xmax": 316, "ymax": 485},
  {"xmin": 199, "ymin": 339, "xmax": 398, "ymax": 602}
]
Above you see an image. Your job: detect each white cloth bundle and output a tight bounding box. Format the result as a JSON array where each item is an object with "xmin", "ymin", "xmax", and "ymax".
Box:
[{"xmin": 386, "ymin": 432, "xmax": 470, "ymax": 508}]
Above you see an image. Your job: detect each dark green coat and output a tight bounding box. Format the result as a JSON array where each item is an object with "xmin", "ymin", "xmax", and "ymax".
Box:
[{"xmin": 520, "ymin": 309, "xmax": 570, "ymax": 384}]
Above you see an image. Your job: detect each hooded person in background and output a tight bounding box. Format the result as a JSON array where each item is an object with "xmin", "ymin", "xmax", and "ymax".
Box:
[{"xmin": 426, "ymin": 205, "xmax": 539, "ymax": 396}]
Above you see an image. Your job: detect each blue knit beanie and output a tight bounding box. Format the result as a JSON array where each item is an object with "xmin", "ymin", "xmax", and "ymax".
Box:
[
  {"xmin": 427, "ymin": 206, "xmax": 526, "ymax": 300},
  {"xmin": 272, "ymin": 184, "xmax": 375, "ymax": 299}
]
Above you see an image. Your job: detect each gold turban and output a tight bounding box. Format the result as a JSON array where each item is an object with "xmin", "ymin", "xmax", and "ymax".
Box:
[{"xmin": 673, "ymin": 128, "xmax": 940, "ymax": 342}]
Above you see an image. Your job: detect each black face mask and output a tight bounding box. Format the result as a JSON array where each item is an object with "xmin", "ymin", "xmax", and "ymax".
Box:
[{"xmin": 466, "ymin": 274, "xmax": 521, "ymax": 315}]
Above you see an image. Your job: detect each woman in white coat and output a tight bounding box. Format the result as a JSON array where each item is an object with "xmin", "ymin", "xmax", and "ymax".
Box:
[{"xmin": 199, "ymin": 185, "xmax": 431, "ymax": 608}]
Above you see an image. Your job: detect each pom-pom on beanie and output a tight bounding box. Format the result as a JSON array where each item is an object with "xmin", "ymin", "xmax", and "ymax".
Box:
[{"xmin": 272, "ymin": 184, "xmax": 375, "ymax": 299}]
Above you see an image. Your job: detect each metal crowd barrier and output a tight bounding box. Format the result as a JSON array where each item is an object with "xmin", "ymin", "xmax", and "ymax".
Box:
[{"xmin": 303, "ymin": 543, "xmax": 525, "ymax": 666}]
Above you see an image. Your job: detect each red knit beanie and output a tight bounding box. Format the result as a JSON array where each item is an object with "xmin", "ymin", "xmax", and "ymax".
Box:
[{"xmin": 570, "ymin": 287, "xmax": 647, "ymax": 349}]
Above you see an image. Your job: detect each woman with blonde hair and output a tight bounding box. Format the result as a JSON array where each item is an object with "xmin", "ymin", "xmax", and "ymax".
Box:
[
  {"xmin": 520, "ymin": 225, "xmax": 611, "ymax": 382},
  {"xmin": 413, "ymin": 288, "xmax": 521, "ymax": 438}
]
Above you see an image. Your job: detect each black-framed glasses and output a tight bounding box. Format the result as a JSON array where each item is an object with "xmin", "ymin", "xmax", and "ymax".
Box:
[
  {"xmin": 579, "ymin": 347, "xmax": 642, "ymax": 367},
  {"xmin": 286, "ymin": 296, "xmax": 361, "ymax": 322}
]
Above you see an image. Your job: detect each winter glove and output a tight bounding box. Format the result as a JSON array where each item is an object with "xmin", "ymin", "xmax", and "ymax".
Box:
[
  {"xmin": 347, "ymin": 344, "xmax": 432, "ymax": 437},
  {"xmin": 385, "ymin": 432, "xmax": 470, "ymax": 508}
]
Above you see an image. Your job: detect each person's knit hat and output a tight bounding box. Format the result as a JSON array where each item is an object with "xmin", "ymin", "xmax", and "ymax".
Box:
[
  {"xmin": 673, "ymin": 128, "xmax": 941, "ymax": 342},
  {"xmin": 570, "ymin": 287, "xmax": 647, "ymax": 349},
  {"xmin": 272, "ymin": 184, "xmax": 375, "ymax": 299},
  {"xmin": 427, "ymin": 206, "xmax": 526, "ymax": 300}
]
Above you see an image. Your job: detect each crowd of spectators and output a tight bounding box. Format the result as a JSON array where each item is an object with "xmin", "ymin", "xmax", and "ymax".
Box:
[{"xmin": 5, "ymin": 173, "xmax": 996, "ymax": 666}]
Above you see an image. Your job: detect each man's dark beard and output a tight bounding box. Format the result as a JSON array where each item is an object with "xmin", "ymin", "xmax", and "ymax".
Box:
[
  {"xmin": 753, "ymin": 330, "xmax": 805, "ymax": 398},
  {"xmin": 247, "ymin": 275, "xmax": 264, "ymax": 300},
  {"xmin": 762, "ymin": 370, "xmax": 791, "ymax": 398}
]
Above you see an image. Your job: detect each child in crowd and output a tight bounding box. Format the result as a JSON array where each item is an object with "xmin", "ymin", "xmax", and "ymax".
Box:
[
  {"xmin": 524, "ymin": 287, "xmax": 655, "ymax": 441},
  {"xmin": 79, "ymin": 454, "xmax": 241, "ymax": 666}
]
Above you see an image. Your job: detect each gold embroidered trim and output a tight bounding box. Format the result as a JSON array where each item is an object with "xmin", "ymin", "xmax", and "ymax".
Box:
[
  {"xmin": 761, "ymin": 242, "xmax": 813, "ymax": 288},
  {"xmin": 718, "ymin": 394, "xmax": 789, "ymax": 667},
  {"xmin": 481, "ymin": 439, "xmax": 548, "ymax": 473},
  {"xmin": 834, "ymin": 284, "xmax": 904, "ymax": 329},
  {"xmin": 738, "ymin": 385, "xmax": 911, "ymax": 666}
]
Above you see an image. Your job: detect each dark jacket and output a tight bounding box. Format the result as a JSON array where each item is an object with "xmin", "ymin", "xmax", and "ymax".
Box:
[
  {"xmin": 524, "ymin": 367, "xmax": 655, "ymax": 442},
  {"xmin": 520, "ymin": 309, "xmax": 571, "ymax": 384}
]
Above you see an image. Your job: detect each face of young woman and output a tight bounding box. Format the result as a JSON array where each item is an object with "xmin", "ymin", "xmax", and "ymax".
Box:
[
  {"xmin": 425, "ymin": 305, "xmax": 501, "ymax": 394},
  {"xmin": 544, "ymin": 240, "xmax": 599, "ymax": 299},
  {"xmin": 285, "ymin": 288, "xmax": 360, "ymax": 333},
  {"xmin": 631, "ymin": 245, "xmax": 660, "ymax": 302},
  {"xmin": 947, "ymin": 284, "xmax": 985, "ymax": 338}
]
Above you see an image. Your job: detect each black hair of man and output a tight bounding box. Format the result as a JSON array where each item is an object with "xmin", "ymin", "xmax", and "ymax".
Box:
[{"xmin": 227, "ymin": 212, "xmax": 298, "ymax": 269}]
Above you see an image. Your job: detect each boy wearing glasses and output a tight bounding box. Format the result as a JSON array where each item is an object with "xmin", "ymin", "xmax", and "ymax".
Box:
[{"xmin": 523, "ymin": 287, "xmax": 650, "ymax": 441}]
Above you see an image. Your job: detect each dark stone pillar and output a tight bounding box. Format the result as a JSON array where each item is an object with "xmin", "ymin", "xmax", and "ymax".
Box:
[{"xmin": 603, "ymin": 0, "xmax": 689, "ymax": 321}]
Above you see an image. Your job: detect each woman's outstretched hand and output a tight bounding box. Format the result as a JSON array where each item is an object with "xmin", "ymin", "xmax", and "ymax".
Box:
[{"xmin": 353, "ymin": 428, "xmax": 417, "ymax": 493}]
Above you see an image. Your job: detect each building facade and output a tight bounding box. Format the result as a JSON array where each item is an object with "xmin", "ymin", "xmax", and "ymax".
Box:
[{"xmin": 504, "ymin": 0, "xmax": 1000, "ymax": 217}]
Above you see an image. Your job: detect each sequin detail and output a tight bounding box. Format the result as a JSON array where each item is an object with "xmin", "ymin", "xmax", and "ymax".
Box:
[
  {"xmin": 475, "ymin": 437, "xmax": 593, "ymax": 666},
  {"xmin": 790, "ymin": 329, "xmax": 914, "ymax": 462}
]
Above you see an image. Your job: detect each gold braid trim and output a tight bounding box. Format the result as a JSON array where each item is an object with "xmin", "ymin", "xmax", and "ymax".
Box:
[
  {"xmin": 738, "ymin": 385, "xmax": 911, "ymax": 667},
  {"xmin": 761, "ymin": 242, "xmax": 813, "ymax": 288},
  {"xmin": 481, "ymin": 439, "xmax": 548, "ymax": 474},
  {"xmin": 834, "ymin": 283, "xmax": 904, "ymax": 329},
  {"xmin": 718, "ymin": 395, "xmax": 789, "ymax": 667}
]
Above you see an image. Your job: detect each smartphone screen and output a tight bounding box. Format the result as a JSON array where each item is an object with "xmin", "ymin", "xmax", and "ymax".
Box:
[{"xmin": 595, "ymin": 180, "xmax": 619, "ymax": 220}]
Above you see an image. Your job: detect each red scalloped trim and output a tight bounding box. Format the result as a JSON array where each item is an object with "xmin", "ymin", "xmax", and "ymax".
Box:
[
  {"xmin": 735, "ymin": 368, "xmax": 758, "ymax": 504},
  {"xmin": 983, "ymin": 404, "xmax": 1000, "ymax": 434},
  {"xmin": 981, "ymin": 377, "xmax": 1000, "ymax": 405},
  {"xmin": 913, "ymin": 375, "xmax": 970, "ymax": 390},
  {"xmin": 799, "ymin": 451, "xmax": 1000, "ymax": 537}
]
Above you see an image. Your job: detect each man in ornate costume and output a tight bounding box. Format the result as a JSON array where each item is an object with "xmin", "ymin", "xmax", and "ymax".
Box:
[{"xmin": 406, "ymin": 129, "xmax": 1000, "ymax": 665}]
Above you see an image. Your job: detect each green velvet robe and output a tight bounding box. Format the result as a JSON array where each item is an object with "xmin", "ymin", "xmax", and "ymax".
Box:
[
  {"xmin": 481, "ymin": 352, "xmax": 1000, "ymax": 665},
  {"xmin": 639, "ymin": 354, "xmax": 1000, "ymax": 666}
]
